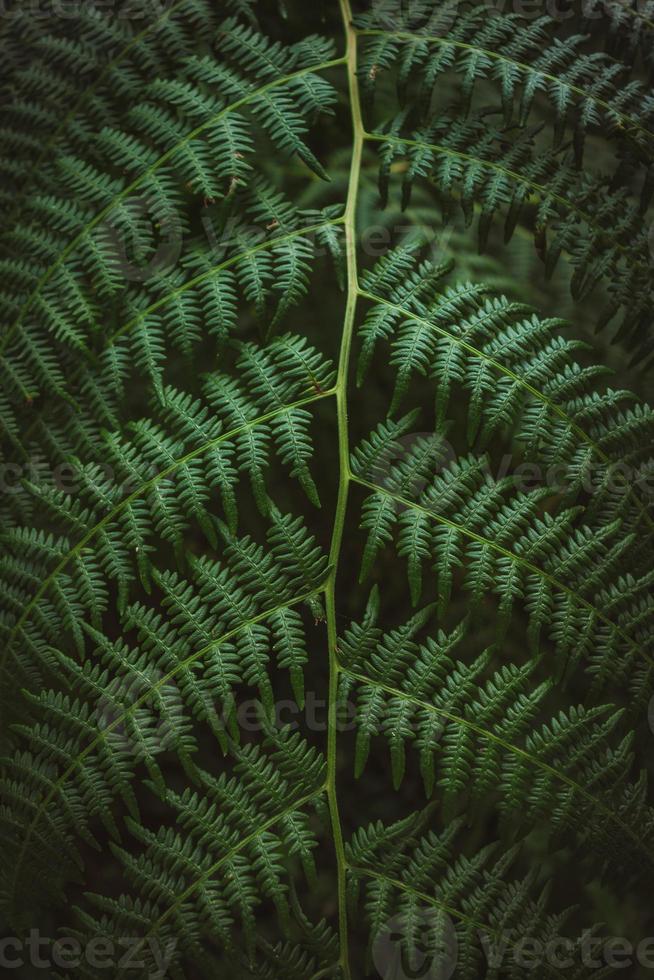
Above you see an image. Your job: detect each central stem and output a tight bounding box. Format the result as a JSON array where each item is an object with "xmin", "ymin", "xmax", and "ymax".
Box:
[{"xmin": 324, "ymin": 0, "xmax": 363, "ymax": 976}]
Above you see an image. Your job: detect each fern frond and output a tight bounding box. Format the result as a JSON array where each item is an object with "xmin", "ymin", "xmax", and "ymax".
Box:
[
  {"xmin": 1, "ymin": 2, "xmax": 653, "ymax": 975},
  {"xmin": 346, "ymin": 812, "xmax": 616, "ymax": 980},
  {"xmin": 356, "ymin": 0, "xmax": 654, "ymax": 363},
  {"xmin": 339, "ymin": 597, "xmax": 654, "ymax": 872}
]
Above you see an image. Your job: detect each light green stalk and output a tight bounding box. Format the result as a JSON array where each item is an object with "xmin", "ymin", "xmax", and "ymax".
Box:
[{"xmin": 324, "ymin": 0, "xmax": 364, "ymax": 975}]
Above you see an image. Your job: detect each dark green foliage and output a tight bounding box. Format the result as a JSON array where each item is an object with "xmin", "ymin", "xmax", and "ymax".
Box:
[
  {"xmin": 0, "ymin": 1, "xmax": 653, "ymax": 978},
  {"xmin": 357, "ymin": 1, "xmax": 654, "ymax": 364}
]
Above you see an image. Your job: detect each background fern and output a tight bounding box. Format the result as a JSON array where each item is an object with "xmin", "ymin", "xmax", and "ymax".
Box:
[{"xmin": 0, "ymin": 0, "xmax": 653, "ymax": 977}]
